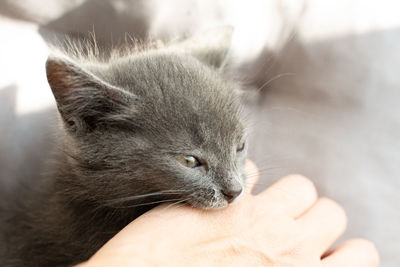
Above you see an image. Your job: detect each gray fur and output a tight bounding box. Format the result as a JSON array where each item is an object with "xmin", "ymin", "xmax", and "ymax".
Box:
[{"xmin": 1, "ymin": 29, "xmax": 247, "ymax": 266}]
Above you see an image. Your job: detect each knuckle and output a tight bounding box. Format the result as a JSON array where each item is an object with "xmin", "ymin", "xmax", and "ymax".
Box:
[
  {"xmin": 319, "ymin": 198, "xmax": 348, "ymax": 223},
  {"xmin": 286, "ymin": 174, "xmax": 317, "ymax": 198},
  {"xmin": 245, "ymin": 160, "xmax": 258, "ymax": 174},
  {"xmin": 350, "ymin": 239, "xmax": 380, "ymax": 265}
]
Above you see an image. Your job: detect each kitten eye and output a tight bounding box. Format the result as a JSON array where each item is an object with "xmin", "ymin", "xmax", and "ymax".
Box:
[
  {"xmin": 236, "ymin": 142, "xmax": 245, "ymax": 152},
  {"xmin": 177, "ymin": 155, "xmax": 201, "ymax": 168}
]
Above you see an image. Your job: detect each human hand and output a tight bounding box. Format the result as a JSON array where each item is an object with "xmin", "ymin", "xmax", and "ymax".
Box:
[{"xmin": 78, "ymin": 161, "xmax": 379, "ymax": 267}]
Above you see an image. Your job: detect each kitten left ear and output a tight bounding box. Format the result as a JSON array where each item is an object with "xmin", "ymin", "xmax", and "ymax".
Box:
[
  {"xmin": 174, "ymin": 26, "xmax": 234, "ymax": 69},
  {"xmin": 46, "ymin": 55, "xmax": 136, "ymax": 132}
]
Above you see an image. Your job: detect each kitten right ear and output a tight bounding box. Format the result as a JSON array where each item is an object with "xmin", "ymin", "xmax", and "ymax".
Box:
[
  {"xmin": 46, "ymin": 55, "xmax": 135, "ymax": 132},
  {"xmin": 174, "ymin": 26, "xmax": 234, "ymax": 69}
]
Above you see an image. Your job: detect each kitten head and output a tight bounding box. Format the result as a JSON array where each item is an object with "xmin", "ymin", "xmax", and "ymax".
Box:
[{"xmin": 46, "ymin": 27, "xmax": 247, "ymax": 210}]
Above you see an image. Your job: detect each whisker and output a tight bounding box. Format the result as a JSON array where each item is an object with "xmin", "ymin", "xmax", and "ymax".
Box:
[
  {"xmin": 254, "ymin": 73, "xmax": 296, "ymax": 93},
  {"xmin": 246, "ymin": 182, "xmax": 272, "ymax": 186},
  {"xmin": 115, "ymin": 198, "xmax": 185, "ymax": 209},
  {"xmin": 172, "ymin": 203, "xmax": 188, "ymax": 210},
  {"xmin": 106, "ymin": 190, "xmax": 188, "ymax": 204},
  {"xmin": 245, "ymin": 169, "xmax": 282, "ymax": 177},
  {"xmin": 162, "ymin": 198, "xmax": 190, "ymax": 211}
]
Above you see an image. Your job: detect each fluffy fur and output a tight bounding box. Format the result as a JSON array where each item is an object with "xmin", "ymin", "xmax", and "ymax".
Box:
[{"xmin": 1, "ymin": 28, "xmax": 248, "ymax": 266}]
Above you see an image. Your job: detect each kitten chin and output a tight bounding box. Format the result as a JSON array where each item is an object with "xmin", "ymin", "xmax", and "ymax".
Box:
[{"xmin": 2, "ymin": 27, "xmax": 248, "ymax": 267}]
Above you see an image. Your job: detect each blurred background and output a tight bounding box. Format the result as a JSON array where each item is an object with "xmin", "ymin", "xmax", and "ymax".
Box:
[{"xmin": 0, "ymin": 0, "xmax": 399, "ymax": 266}]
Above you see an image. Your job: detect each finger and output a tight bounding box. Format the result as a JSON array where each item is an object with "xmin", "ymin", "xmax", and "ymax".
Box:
[
  {"xmin": 244, "ymin": 160, "xmax": 259, "ymax": 194},
  {"xmin": 259, "ymin": 174, "xmax": 318, "ymax": 218},
  {"xmin": 322, "ymin": 239, "xmax": 379, "ymax": 267},
  {"xmin": 297, "ymin": 198, "xmax": 347, "ymax": 255}
]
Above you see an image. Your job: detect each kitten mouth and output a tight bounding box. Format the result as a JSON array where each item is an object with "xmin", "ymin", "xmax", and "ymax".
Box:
[
  {"xmin": 188, "ymin": 201, "xmax": 228, "ymax": 210},
  {"xmin": 185, "ymin": 185, "xmax": 245, "ymax": 210},
  {"xmin": 185, "ymin": 196, "xmax": 229, "ymax": 210}
]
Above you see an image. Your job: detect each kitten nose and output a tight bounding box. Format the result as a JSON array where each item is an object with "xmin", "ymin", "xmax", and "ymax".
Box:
[{"xmin": 221, "ymin": 187, "xmax": 243, "ymax": 203}]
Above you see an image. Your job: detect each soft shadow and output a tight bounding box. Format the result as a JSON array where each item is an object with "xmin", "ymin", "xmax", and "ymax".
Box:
[
  {"xmin": 39, "ymin": 0, "xmax": 152, "ymax": 48},
  {"xmin": 246, "ymin": 28, "xmax": 400, "ymax": 267},
  {"xmin": 0, "ymin": 84, "xmax": 57, "ymax": 197}
]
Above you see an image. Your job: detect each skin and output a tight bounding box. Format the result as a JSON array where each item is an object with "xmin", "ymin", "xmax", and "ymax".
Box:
[{"xmin": 77, "ymin": 161, "xmax": 379, "ymax": 267}]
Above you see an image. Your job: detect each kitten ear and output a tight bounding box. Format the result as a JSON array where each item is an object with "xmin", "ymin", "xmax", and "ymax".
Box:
[
  {"xmin": 46, "ymin": 55, "xmax": 135, "ymax": 132},
  {"xmin": 176, "ymin": 26, "xmax": 234, "ymax": 69}
]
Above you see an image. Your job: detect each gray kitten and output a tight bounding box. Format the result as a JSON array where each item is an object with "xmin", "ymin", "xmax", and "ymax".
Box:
[{"xmin": 1, "ymin": 28, "xmax": 247, "ymax": 267}]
